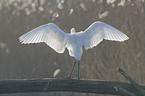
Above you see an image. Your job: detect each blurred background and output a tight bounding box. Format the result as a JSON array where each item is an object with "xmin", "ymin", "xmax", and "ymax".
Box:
[{"xmin": 0, "ymin": 0, "xmax": 144, "ymax": 96}]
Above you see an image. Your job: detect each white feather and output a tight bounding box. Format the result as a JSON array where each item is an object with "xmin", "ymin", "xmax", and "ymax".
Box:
[
  {"xmin": 83, "ymin": 21, "xmax": 129, "ymax": 50},
  {"xmin": 19, "ymin": 23, "xmax": 66, "ymax": 53},
  {"xmin": 65, "ymin": 32, "xmax": 84, "ymax": 60},
  {"xmin": 19, "ymin": 21, "xmax": 129, "ymax": 60}
]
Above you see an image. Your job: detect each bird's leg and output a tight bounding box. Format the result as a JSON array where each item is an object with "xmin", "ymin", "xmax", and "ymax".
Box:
[
  {"xmin": 78, "ymin": 61, "xmax": 80, "ymax": 79},
  {"xmin": 67, "ymin": 61, "xmax": 76, "ymax": 78}
]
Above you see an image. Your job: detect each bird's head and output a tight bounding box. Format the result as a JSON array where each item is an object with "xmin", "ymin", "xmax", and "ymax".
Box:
[{"xmin": 70, "ymin": 28, "xmax": 76, "ymax": 34}]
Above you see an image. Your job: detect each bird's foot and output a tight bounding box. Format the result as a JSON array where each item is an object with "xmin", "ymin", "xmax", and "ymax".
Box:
[
  {"xmin": 78, "ymin": 77, "xmax": 80, "ymax": 80},
  {"xmin": 66, "ymin": 75, "xmax": 81, "ymax": 80},
  {"xmin": 65, "ymin": 75, "xmax": 72, "ymax": 79}
]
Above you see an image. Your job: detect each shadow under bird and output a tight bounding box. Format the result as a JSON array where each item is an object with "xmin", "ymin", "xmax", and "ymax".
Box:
[{"xmin": 19, "ymin": 21, "xmax": 129, "ymax": 79}]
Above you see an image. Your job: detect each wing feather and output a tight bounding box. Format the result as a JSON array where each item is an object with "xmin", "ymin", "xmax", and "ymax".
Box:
[
  {"xmin": 83, "ymin": 21, "xmax": 129, "ymax": 50},
  {"xmin": 19, "ymin": 23, "xmax": 66, "ymax": 53}
]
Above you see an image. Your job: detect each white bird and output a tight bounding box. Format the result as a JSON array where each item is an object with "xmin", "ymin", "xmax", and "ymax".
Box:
[{"xmin": 19, "ymin": 21, "xmax": 129, "ymax": 79}]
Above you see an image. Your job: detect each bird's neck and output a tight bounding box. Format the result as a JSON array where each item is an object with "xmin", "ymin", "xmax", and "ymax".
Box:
[{"xmin": 71, "ymin": 28, "xmax": 76, "ymax": 34}]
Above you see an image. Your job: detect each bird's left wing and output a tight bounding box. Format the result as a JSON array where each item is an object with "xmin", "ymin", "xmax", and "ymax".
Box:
[
  {"xmin": 19, "ymin": 23, "xmax": 66, "ymax": 53},
  {"xmin": 82, "ymin": 21, "xmax": 129, "ymax": 50}
]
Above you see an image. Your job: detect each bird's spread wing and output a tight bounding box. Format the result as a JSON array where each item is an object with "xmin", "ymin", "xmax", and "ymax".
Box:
[
  {"xmin": 19, "ymin": 23, "xmax": 66, "ymax": 53},
  {"xmin": 83, "ymin": 21, "xmax": 129, "ymax": 50}
]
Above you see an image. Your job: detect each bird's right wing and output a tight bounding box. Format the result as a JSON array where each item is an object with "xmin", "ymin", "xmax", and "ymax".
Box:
[
  {"xmin": 19, "ymin": 23, "xmax": 66, "ymax": 53},
  {"xmin": 83, "ymin": 21, "xmax": 129, "ymax": 50}
]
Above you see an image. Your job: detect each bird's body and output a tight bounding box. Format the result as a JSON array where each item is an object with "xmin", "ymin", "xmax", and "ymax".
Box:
[
  {"xmin": 65, "ymin": 32, "xmax": 84, "ymax": 60},
  {"xmin": 19, "ymin": 21, "xmax": 129, "ymax": 79}
]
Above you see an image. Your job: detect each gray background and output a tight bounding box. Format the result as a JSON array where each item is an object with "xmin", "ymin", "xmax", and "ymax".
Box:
[{"xmin": 0, "ymin": 0, "xmax": 144, "ymax": 96}]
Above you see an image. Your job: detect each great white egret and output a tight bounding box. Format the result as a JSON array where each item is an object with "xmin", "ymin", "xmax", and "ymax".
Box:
[{"xmin": 19, "ymin": 21, "xmax": 129, "ymax": 79}]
